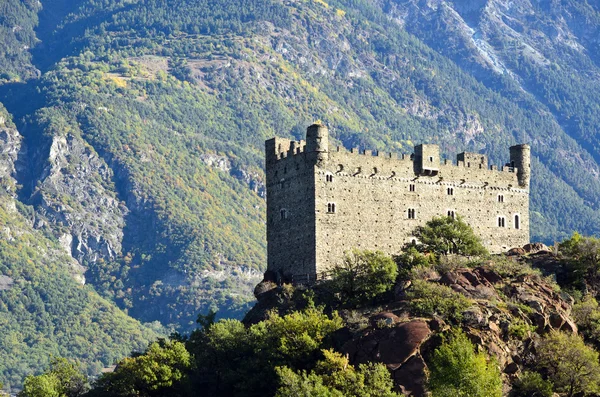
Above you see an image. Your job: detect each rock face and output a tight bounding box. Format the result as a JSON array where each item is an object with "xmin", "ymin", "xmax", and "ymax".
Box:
[
  {"xmin": 30, "ymin": 133, "xmax": 126, "ymax": 265},
  {"xmin": 343, "ymin": 320, "xmax": 432, "ymax": 396}
]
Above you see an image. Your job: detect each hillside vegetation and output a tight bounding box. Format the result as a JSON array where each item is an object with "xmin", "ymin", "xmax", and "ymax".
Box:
[
  {"xmin": 20, "ymin": 219, "xmax": 600, "ymax": 397},
  {"xmin": 2, "ymin": 0, "xmax": 600, "ymax": 390}
]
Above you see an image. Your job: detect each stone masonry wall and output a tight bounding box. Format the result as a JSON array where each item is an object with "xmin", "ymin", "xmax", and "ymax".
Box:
[{"xmin": 266, "ymin": 125, "xmax": 530, "ymax": 280}]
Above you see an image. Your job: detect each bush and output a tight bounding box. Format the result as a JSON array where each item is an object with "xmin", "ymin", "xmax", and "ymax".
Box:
[
  {"xmin": 329, "ymin": 249, "xmax": 398, "ymax": 306},
  {"xmin": 427, "ymin": 329, "xmax": 502, "ymax": 397},
  {"xmin": 511, "ymin": 371, "xmax": 553, "ymax": 397},
  {"xmin": 411, "ymin": 216, "xmax": 488, "ymax": 257},
  {"xmin": 404, "ymin": 280, "xmax": 471, "ymax": 322},
  {"xmin": 508, "ymin": 320, "xmax": 535, "ymax": 340}
]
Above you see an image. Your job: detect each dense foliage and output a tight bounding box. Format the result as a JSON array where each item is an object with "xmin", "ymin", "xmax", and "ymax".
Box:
[
  {"xmin": 275, "ymin": 349, "xmax": 398, "ymax": 397},
  {"xmin": 0, "ymin": 197, "xmax": 158, "ymax": 391},
  {"xmin": 427, "ymin": 329, "xmax": 502, "ymax": 397}
]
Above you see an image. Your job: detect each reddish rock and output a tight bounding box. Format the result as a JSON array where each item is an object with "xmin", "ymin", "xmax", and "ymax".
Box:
[
  {"xmin": 508, "ymin": 247, "xmax": 526, "ymax": 256},
  {"xmin": 393, "ymin": 355, "xmax": 427, "ymax": 396},
  {"xmin": 370, "ymin": 312, "xmax": 401, "ymax": 328},
  {"xmin": 476, "ymin": 267, "xmax": 503, "ymax": 284},
  {"xmin": 523, "ymin": 243, "xmax": 550, "ymax": 254},
  {"xmin": 343, "ymin": 320, "xmax": 431, "ymax": 372}
]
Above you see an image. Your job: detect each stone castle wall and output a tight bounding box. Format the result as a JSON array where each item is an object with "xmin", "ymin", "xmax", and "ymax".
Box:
[{"xmin": 266, "ymin": 125, "xmax": 530, "ymax": 280}]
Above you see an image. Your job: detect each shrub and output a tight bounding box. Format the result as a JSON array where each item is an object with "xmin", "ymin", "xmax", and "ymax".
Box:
[
  {"xmin": 508, "ymin": 320, "xmax": 535, "ymax": 340},
  {"xmin": 511, "ymin": 371, "xmax": 553, "ymax": 397},
  {"xmin": 395, "ymin": 246, "xmax": 436, "ymax": 280},
  {"xmin": 427, "ymin": 329, "xmax": 502, "ymax": 397},
  {"xmin": 329, "ymin": 249, "xmax": 398, "ymax": 306},
  {"xmin": 405, "ymin": 279, "xmax": 471, "ymax": 322}
]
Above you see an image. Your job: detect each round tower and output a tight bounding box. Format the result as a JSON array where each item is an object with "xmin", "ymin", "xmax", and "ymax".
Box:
[
  {"xmin": 510, "ymin": 144, "xmax": 531, "ymax": 188},
  {"xmin": 306, "ymin": 123, "xmax": 329, "ymax": 163}
]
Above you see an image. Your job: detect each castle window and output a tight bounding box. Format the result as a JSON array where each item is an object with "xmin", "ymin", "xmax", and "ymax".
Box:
[
  {"xmin": 498, "ymin": 195, "xmax": 504, "ymax": 203},
  {"xmin": 326, "ymin": 174, "xmax": 334, "ymax": 182},
  {"xmin": 408, "ymin": 208, "xmax": 416, "ymax": 219},
  {"xmin": 447, "ymin": 210, "xmax": 455, "ymax": 219},
  {"xmin": 429, "ymin": 156, "xmax": 434, "ymax": 162},
  {"xmin": 280, "ymin": 209, "xmax": 288, "ymax": 220},
  {"xmin": 284, "ymin": 166, "xmax": 287, "ymax": 174},
  {"xmin": 409, "ymin": 184, "xmax": 415, "ymax": 192},
  {"xmin": 498, "ymin": 216, "xmax": 506, "ymax": 227},
  {"xmin": 447, "ymin": 187, "xmax": 454, "ymax": 196},
  {"xmin": 327, "ymin": 203, "xmax": 336, "ymax": 213},
  {"xmin": 515, "ymin": 214, "xmax": 520, "ymax": 229},
  {"xmin": 296, "ymin": 163, "xmax": 300, "ymax": 170}
]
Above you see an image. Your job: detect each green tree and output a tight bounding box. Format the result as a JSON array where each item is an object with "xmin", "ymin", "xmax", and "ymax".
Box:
[
  {"xmin": 91, "ymin": 340, "xmax": 191, "ymax": 397},
  {"xmin": 412, "ymin": 216, "xmax": 488, "ymax": 256},
  {"xmin": 188, "ymin": 307, "xmax": 343, "ymax": 396},
  {"xmin": 536, "ymin": 331, "xmax": 600, "ymax": 397},
  {"xmin": 18, "ymin": 375, "xmax": 61, "ymax": 397},
  {"xmin": 427, "ymin": 329, "xmax": 502, "ymax": 397},
  {"xmin": 559, "ymin": 233, "xmax": 600, "ymax": 287},
  {"xmin": 329, "ymin": 249, "xmax": 398, "ymax": 306},
  {"xmin": 275, "ymin": 349, "xmax": 398, "ymax": 397},
  {"xmin": 18, "ymin": 358, "xmax": 87, "ymax": 397}
]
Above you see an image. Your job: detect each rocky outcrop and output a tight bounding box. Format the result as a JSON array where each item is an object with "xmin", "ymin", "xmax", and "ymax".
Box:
[
  {"xmin": 341, "ymin": 265, "xmax": 576, "ymax": 396},
  {"xmin": 0, "ymin": 117, "xmax": 24, "ymax": 195},
  {"xmin": 30, "ymin": 133, "xmax": 127, "ymax": 265},
  {"xmin": 343, "ymin": 320, "xmax": 432, "ymax": 396}
]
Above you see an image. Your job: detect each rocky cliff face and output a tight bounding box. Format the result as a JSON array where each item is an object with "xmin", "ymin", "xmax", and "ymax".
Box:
[{"xmin": 30, "ymin": 133, "xmax": 126, "ymax": 265}]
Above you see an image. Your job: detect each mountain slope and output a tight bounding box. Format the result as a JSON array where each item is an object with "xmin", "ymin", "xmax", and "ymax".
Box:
[
  {"xmin": 2, "ymin": 0, "xmax": 600, "ymax": 389},
  {"xmin": 0, "ymin": 105, "xmax": 159, "ymax": 391}
]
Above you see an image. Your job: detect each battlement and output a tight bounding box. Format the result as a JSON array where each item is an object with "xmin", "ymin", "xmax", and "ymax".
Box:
[
  {"xmin": 265, "ymin": 123, "xmax": 530, "ymax": 281},
  {"xmin": 266, "ymin": 127, "xmax": 529, "ymax": 189}
]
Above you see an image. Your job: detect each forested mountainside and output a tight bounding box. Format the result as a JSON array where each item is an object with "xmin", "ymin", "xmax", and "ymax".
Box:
[{"xmin": 2, "ymin": 0, "xmax": 600, "ymax": 389}]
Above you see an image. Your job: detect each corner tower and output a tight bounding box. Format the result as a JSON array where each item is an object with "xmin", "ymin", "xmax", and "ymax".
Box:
[
  {"xmin": 306, "ymin": 123, "xmax": 329, "ymax": 165},
  {"xmin": 510, "ymin": 144, "xmax": 531, "ymax": 188}
]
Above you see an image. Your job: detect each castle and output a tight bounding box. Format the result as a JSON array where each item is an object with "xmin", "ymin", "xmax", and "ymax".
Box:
[{"xmin": 266, "ymin": 123, "xmax": 530, "ymax": 283}]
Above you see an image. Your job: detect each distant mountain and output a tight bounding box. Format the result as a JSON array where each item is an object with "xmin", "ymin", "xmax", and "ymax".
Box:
[{"xmin": 1, "ymin": 0, "xmax": 600, "ymax": 389}]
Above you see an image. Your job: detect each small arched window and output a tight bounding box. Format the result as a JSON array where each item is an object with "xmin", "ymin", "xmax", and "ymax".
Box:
[
  {"xmin": 326, "ymin": 174, "xmax": 334, "ymax": 182},
  {"xmin": 327, "ymin": 203, "xmax": 336, "ymax": 213},
  {"xmin": 498, "ymin": 195, "xmax": 504, "ymax": 203},
  {"xmin": 514, "ymin": 214, "xmax": 520, "ymax": 229},
  {"xmin": 447, "ymin": 187, "xmax": 454, "ymax": 196},
  {"xmin": 447, "ymin": 210, "xmax": 455, "ymax": 219},
  {"xmin": 409, "ymin": 184, "xmax": 415, "ymax": 192},
  {"xmin": 407, "ymin": 208, "xmax": 416, "ymax": 219},
  {"xmin": 280, "ymin": 209, "xmax": 288, "ymax": 220},
  {"xmin": 498, "ymin": 217, "xmax": 506, "ymax": 227}
]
